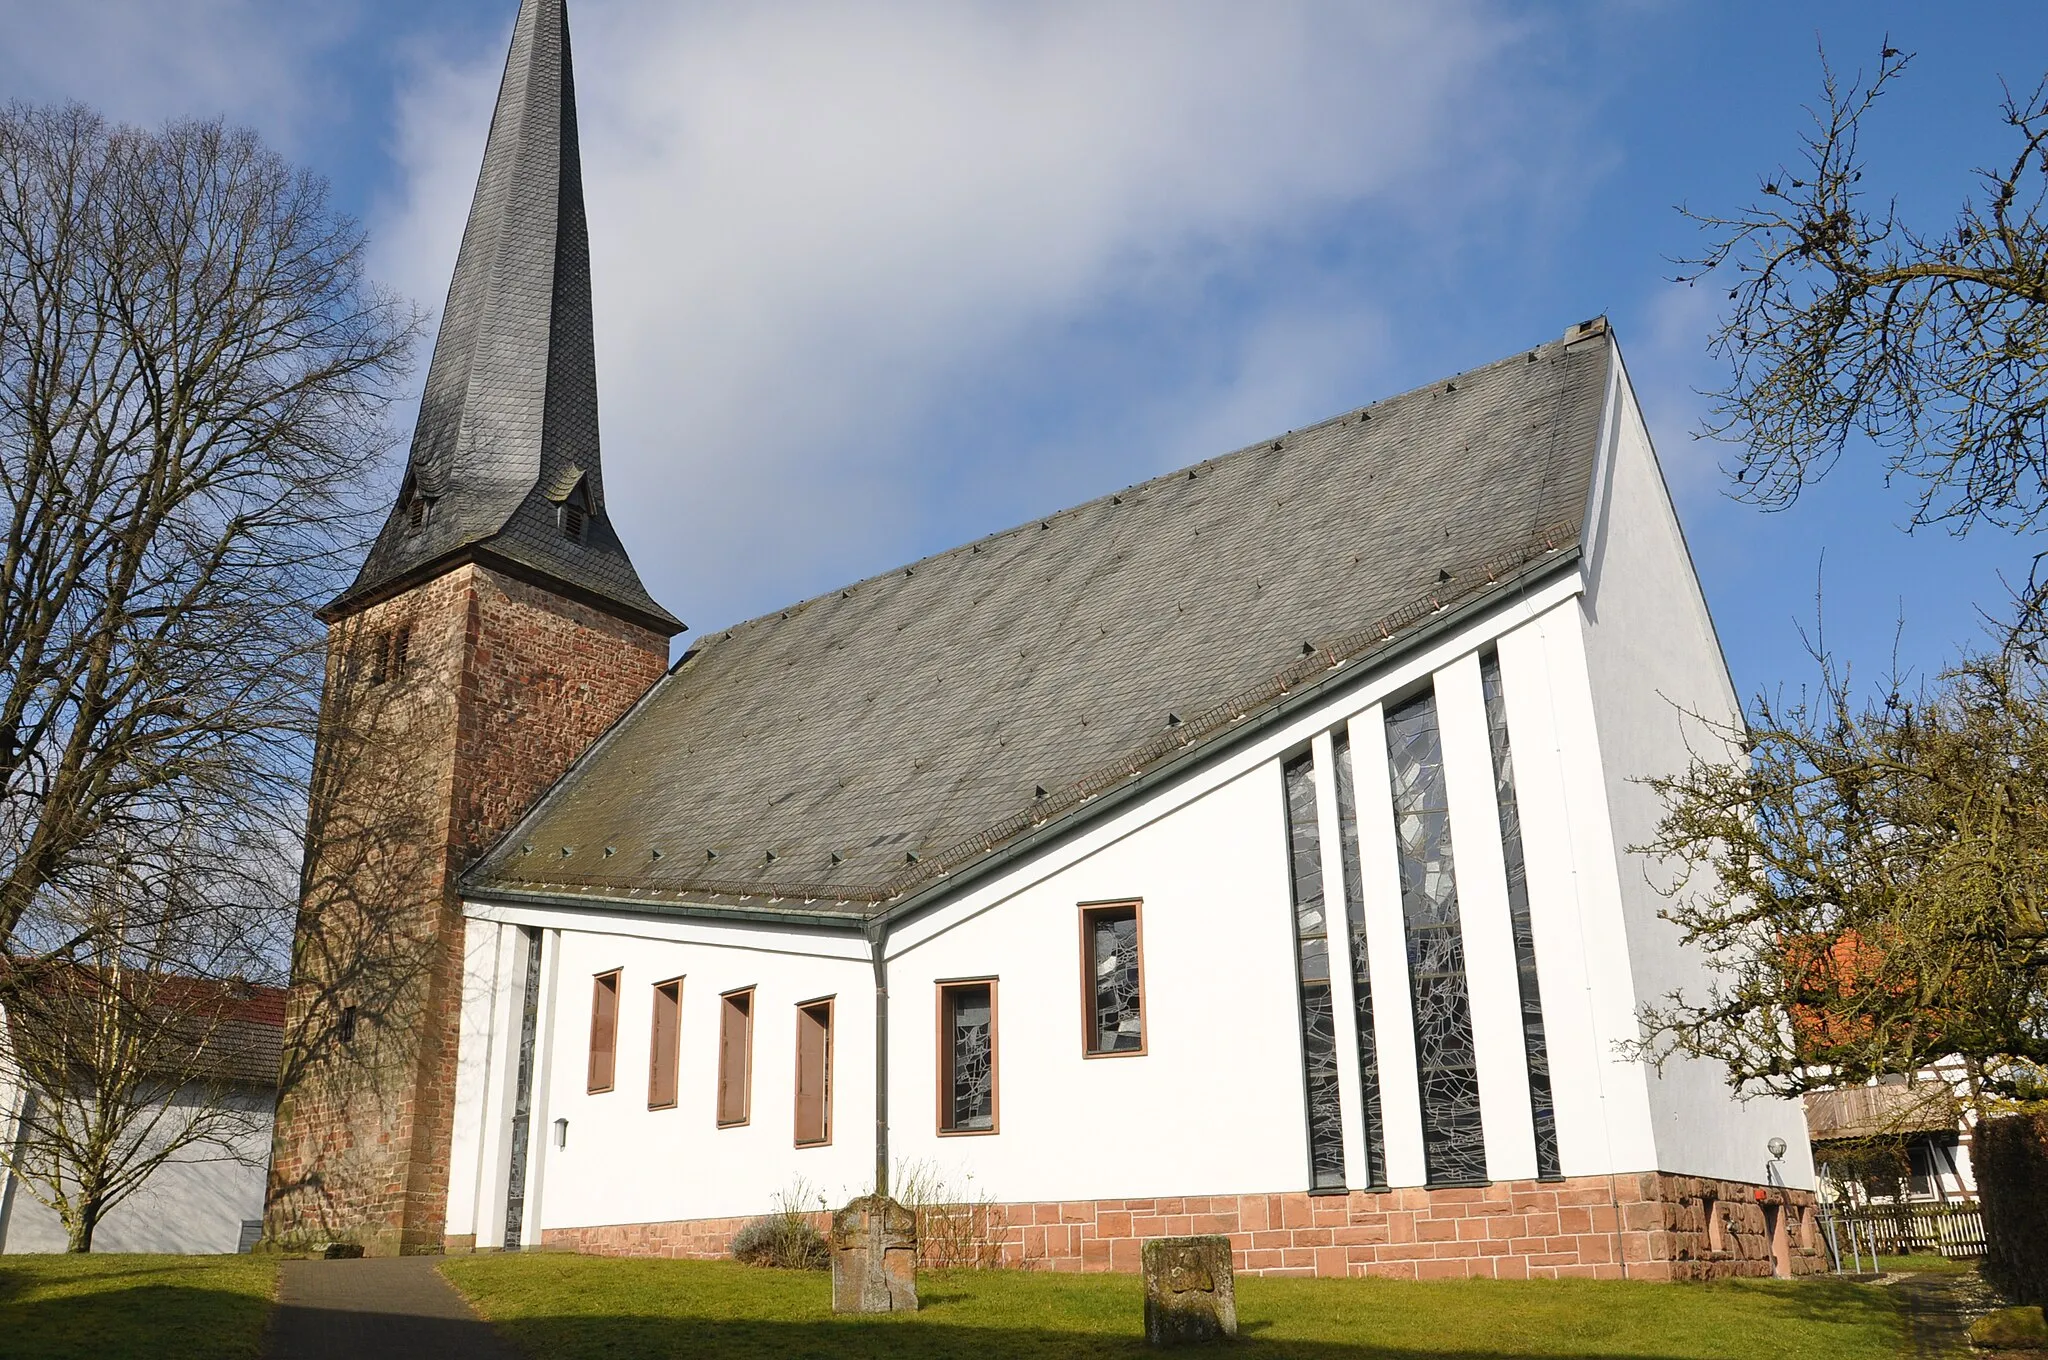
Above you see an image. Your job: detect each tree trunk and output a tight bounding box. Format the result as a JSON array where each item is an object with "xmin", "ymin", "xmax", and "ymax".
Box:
[{"xmin": 67, "ymin": 1198, "xmax": 100, "ymax": 1253}]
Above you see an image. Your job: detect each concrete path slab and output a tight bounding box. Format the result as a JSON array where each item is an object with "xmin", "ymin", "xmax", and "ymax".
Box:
[{"xmin": 265, "ymin": 1257, "xmax": 521, "ymax": 1360}]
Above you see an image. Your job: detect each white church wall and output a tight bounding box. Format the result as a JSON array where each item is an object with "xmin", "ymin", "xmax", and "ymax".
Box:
[
  {"xmin": 877, "ymin": 571, "xmax": 1677, "ymax": 1206},
  {"xmin": 886, "ymin": 758, "xmax": 1311, "ymax": 1203},
  {"xmin": 450, "ymin": 906, "xmax": 877, "ymax": 1237},
  {"xmin": 1575, "ymin": 345, "xmax": 1816, "ymax": 1190}
]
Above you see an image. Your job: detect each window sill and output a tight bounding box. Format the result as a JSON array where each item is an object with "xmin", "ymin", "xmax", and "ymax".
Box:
[{"xmin": 937, "ymin": 1127, "xmax": 999, "ymax": 1138}]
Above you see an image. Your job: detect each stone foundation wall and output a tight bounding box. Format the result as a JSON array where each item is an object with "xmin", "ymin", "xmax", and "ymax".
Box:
[{"xmin": 537, "ymin": 1173, "xmax": 1825, "ymax": 1280}]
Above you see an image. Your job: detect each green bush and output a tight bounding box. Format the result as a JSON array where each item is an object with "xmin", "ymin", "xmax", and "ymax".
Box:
[
  {"xmin": 1967, "ymin": 1306, "xmax": 2048, "ymax": 1351},
  {"xmin": 730, "ymin": 1212, "xmax": 828, "ymax": 1271},
  {"xmin": 1978, "ymin": 1112, "xmax": 2048, "ymax": 1308}
]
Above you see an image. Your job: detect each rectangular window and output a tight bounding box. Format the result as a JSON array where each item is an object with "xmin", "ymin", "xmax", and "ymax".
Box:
[
  {"xmin": 1332, "ymin": 731, "xmax": 1388, "ymax": 1188},
  {"xmin": 1481, "ymin": 651, "xmax": 1561, "ymax": 1179},
  {"xmin": 716, "ymin": 988, "xmax": 753, "ymax": 1127},
  {"xmin": 587, "ymin": 970, "xmax": 619, "ymax": 1094},
  {"xmin": 1282, "ymin": 752, "xmax": 1347, "ymax": 1190},
  {"xmin": 648, "ymin": 978, "xmax": 681, "ymax": 1110},
  {"xmin": 937, "ymin": 980, "xmax": 997, "ymax": 1134},
  {"xmin": 794, "ymin": 999, "xmax": 834, "ymax": 1147},
  {"xmin": 1385, "ymin": 686, "xmax": 1487, "ymax": 1184},
  {"xmin": 1080, "ymin": 902, "xmax": 1144, "ymax": 1056}
]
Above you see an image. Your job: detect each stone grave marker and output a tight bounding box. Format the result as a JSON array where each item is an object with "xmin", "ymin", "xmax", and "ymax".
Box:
[
  {"xmin": 1143, "ymin": 1234, "xmax": 1237, "ymax": 1346},
  {"xmin": 831, "ymin": 1194, "xmax": 918, "ymax": 1313}
]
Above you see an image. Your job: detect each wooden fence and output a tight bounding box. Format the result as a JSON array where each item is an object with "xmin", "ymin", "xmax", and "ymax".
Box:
[{"xmin": 1827, "ymin": 1203, "xmax": 1985, "ymax": 1260}]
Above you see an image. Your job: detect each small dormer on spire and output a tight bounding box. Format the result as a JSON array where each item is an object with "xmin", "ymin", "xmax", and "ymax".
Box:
[{"xmin": 326, "ymin": 0, "xmax": 679, "ymax": 636}]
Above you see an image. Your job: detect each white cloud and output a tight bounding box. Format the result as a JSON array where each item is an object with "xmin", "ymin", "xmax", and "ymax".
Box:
[
  {"xmin": 372, "ymin": 0, "xmax": 1570, "ymax": 630},
  {"xmin": 0, "ymin": 0, "xmax": 358, "ymax": 148}
]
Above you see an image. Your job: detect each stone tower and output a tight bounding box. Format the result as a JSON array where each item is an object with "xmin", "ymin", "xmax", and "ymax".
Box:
[{"xmin": 265, "ymin": 0, "xmax": 679, "ymax": 1255}]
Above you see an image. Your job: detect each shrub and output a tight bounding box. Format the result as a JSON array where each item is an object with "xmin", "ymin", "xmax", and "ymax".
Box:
[
  {"xmin": 731, "ymin": 1180, "xmax": 830, "ymax": 1270},
  {"xmin": 895, "ymin": 1160, "xmax": 1009, "ymax": 1270},
  {"xmin": 730, "ymin": 1212, "xmax": 828, "ymax": 1270},
  {"xmin": 1978, "ymin": 1111, "xmax": 2048, "ymax": 1308}
]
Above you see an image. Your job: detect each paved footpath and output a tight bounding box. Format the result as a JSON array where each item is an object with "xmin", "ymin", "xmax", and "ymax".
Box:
[
  {"xmin": 1889, "ymin": 1267, "xmax": 2014, "ymax": 1360},
  {"xmin": 264, "ymin": 1256, "xmax": 522, "ymax": 1360}
]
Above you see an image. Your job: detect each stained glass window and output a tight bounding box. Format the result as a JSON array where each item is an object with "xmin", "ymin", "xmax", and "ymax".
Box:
[
  {"xmin": 1332, "ymin": 731, "xmax": 1387, "ymax": 1188},
  {"xmin": 1384, "ymin": 689, "xmax": 1487, "ymax": 1184},
  {"xmin": 1283, "ymin": 753, "xmax": 1347, "ymax": 1190},
  {"xmin": 1481, "ymin": 652, "xmax": 1561, "ymax": 1178},
  {"xmin": 1084, "ymin": 905, "xmax": 1143, "ymax": 1054},
  {"xmin": 940, "ymin": 982, "xmax": 996, "ymax": 1132}
]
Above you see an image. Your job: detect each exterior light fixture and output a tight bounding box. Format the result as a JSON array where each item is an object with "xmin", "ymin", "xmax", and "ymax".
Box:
[
  {"xmin": 1768, "ymin": 1137, "xmax": 1787, "ymax": 1160},
  {"xmin": 553, "ymin": 1117, "xmax": 569, "ymax": 1150}
]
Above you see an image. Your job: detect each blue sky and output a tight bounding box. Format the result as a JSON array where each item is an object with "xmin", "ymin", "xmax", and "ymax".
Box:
[{"xmin": 4, "ymin": 1, "xmax": 2044, "ymax": 703}]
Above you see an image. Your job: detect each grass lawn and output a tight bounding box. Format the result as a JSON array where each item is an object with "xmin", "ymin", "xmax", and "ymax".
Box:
[
  {"xmin": 1877, "ymin": 1252, "xmax": 1978, "ymax": 1276},
  {"xmin": 0, "ymin": 1253, "xmax": 278, "ymax": 1360},
  {"xmin": 441, "ymin": 1255, "xmax": 1908, "ymax": 1360}
]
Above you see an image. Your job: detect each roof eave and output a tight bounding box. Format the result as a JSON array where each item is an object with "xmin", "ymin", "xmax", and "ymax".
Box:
[{"xmin": 319, "ymin": 539, "xmax": 684, "ymax": 636}]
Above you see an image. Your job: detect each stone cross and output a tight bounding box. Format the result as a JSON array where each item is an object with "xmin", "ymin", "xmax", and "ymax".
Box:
[
  {"xmin": 1142, "ymin": 1234, "xmax": 1237, "ymax": 1346},
  {"xmin": 830, "ymin": 1194, "xmax": 919, "ymax": 1313}
]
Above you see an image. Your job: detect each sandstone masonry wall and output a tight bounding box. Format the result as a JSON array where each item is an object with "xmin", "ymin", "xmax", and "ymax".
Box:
[
  {"xmin": 536, "ymin": 1174, "xmax": 1825, "ymax": 1282},
  {"xmin": 267, "ymin": 562, "xmax": 667, "ymax": 1255}
]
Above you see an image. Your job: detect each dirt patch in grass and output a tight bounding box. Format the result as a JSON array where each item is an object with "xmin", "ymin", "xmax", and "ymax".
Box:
[
  {"xmin": 441, "ymin": 1254, "xmax": 1906, "ymax": 1360},
  {"xmin": 0, "ymin": 1253, "xmax": 277, "ymax": 1360}
]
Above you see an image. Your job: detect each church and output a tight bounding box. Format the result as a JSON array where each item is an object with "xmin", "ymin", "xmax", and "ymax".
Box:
[{"xmin": 266, "ymin": 0, "xmax": 1823, "ymax": 1282}]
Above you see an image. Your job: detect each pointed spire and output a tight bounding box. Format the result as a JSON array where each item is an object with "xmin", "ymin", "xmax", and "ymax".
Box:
[{"xmin": 329, "ymin": 0, "xmax": 679, "ymax": 634}]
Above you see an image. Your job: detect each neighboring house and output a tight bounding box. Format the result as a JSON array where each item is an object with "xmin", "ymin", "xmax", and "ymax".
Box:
[
  {"xmin": 0, "ymin": 980, "xmax": 283, "ymax": 1254},
  {"xmin": 1805, "ymin": 1071, "xmax": 1978, "ymax": 1207},
  {"xmin": 266, "ymin": 0, "xmax": 1824, "ymax": 1281}
]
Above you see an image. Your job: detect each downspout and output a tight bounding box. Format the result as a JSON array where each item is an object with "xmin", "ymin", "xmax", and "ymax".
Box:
[{"xmin": 867, "ymin": 916, "xmax": 890, "ymax": 1199}]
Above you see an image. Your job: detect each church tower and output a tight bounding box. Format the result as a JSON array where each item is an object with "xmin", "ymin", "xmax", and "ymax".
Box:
[{"xmin": 265, "ymin": 0, "xmax": 679, "ymax": 1255}]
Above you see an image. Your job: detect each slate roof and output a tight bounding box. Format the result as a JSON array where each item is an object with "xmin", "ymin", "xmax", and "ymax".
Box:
[
  {"xmin": 466, "ymin": 320, "xmax": 1616, "ymax": 918},
  {"xmin": 327, "ymin": 0, "xmax": 678, "ymax": 634}
]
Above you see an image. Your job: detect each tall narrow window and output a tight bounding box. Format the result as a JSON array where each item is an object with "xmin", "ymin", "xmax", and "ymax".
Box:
[
  {"xmin": 1385, "ymin": 688, "xmax": 1487, "ymax": 1184},
  {"xmin": 1081, "ymin": 902, "xmax": 1144, "ymax": 1056},
  {"xmin": 794, "ymin": 999, "xmax": 834, "ymax": 1147},
  {"xmin": 1282, "ymin": 753, "xmax": 1346, "ymax": 1190},
  {"xmin": 1481, "ymin": 652, "xmax": 1561, "ymax": 1178},
  {"xmin": 938, "ymin": 980, "xmax": 997, "ymax": 1134},
  {"xmin": 648, "ymin": 978, "xmax": 681, "ymax": 1110},
  {"xmin": 1332, "ymin": 732, "xmax": 1387, "ymax": 1188},
  {"xmin": 716, "ymin": 988, "xmax": 753, "ymax": 1127},
  {"xmin": 587, "ymin": 970, "xmax": 619, "ymax": 1094}
]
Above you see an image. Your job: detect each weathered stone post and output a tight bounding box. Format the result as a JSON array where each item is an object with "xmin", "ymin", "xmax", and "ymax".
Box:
[
  {"xmin": 1142, "ymin": 1235, "xmax": 1237, "ymax": 1346},
  {"xmin": 831, "ymin": 1195, "xmax": 918, "ymax": 1313},
  {"xmin": 1146, "ymin": 1237, "xmax": 1236, "ymax": 1343}
]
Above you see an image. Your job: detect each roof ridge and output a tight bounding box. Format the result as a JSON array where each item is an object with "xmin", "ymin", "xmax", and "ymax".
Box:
[{"xmin": 692, "ymin": 327, "xmax": 1585, "ymax": 652}]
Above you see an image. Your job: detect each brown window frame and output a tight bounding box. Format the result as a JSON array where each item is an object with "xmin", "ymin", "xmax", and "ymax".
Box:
[
  {"xmin": 716, "ymin": 986, "xmax": 755, "ymax": 1127},
  {"xmin": 1078, "ymin": 900, "xmax": 1147, "ymax": 1058},
  {"xmin": 936, "ymin": 977, "xmax": 1000, "ymax": 1137},
  {"xmin": 587, "ymin": 969, "xmax": 621, "ymax": 1094},
  {"xmin": 647, "ymin": 976, "xmax": 683, "ymax": 1110},
  {"xmin": 792, "ymin": 997, "xmax": 835, "ymax": 1148}
]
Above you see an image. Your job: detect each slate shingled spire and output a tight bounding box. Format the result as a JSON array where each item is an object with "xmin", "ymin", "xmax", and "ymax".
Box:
[{"xmin": 328, "ymin": 0, "xmax": 679, "ymax": 634}]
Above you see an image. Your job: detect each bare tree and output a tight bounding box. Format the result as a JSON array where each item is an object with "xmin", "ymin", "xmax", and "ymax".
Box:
[
  {"xmin": 0, "ymin": 102, "xmax": 416, "ymax": 953},
  {"xmin": 1680, "ymin": 46, "xmax": 2048, "ymax": 642},
  {"xmin": 0, "ymin": 845, "xmax": 286, "ymax": 1251},
  {"xmin": 1634, "ymin": 650, "xmax": 2048, "ymax": 1098}
]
